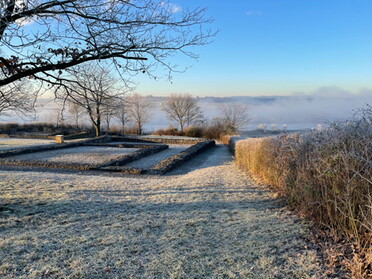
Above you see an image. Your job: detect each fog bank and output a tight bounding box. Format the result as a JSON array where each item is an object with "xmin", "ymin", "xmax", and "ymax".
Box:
[{"xmin": 1, "ymin": 87, "xmax": 370, "ymax": 132}]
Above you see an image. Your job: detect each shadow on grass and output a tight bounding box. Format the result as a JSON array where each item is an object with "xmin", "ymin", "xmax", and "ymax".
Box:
[
  {"xmin": 167, "ymin": 144, "xmax": 233, "ymax": 175},
  {"xmin": 1, "ymin": 196, "xmax": 284, "ymax": 220},
  {"xmin": 0, "ymin": 194, "xmax": 332, "ymax": 279}
]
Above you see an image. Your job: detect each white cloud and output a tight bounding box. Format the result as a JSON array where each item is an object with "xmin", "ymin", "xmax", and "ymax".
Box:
[{"xmin": 159, "ymin": 2, "xmax": 182, "ymax": 13}]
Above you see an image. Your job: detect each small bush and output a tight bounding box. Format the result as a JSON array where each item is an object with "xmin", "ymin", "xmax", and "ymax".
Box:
[
  {"xmin": 202, "ymin": 122, "xmax": 227, "ymax": 139},
  {"xmin": 153, "ymin": 120, "xmax": 242, "ymax": 140},
  {"xmin": 185, "ymin": 126, "xmax": 203, "ymax": 138},
  {"xmin": 235, "ymin": 106, "xmax": 372, "ymax": 277},
  {"xmin": 0, "ymin": 123, "xmax": 20, "ymax": 132},
  {"xmin": 163, "ymin": 127, "xmax": 179, "ymax": 136},
  {"xmin": 153, "ymin": 129, "xmax": 165, "ymax": 136},
  {"xmin": 152, "ymin": 126, "xmax": 186, "ymax": 136}
]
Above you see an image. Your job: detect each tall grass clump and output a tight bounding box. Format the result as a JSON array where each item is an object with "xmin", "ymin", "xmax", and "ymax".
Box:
[{"xmin": 235, "ymin": 106, "xmax": 371, "ymax": 277}]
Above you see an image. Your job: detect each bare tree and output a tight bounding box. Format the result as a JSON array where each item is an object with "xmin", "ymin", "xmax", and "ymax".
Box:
[
  {"xmin": 0, "ymin": 0, "xmax": 214, "ymax": 93},
  {"xmin": 46, "ymin": 100, "xmax": 66, "ymax": 128},
  {"xmin": 0, "ymin": 78, "xmax": 37, "ymax": 116},
  {"xmin": 67, "ymin": 101, "xmax": 85, "ymax": 129},
  {"xmin": 102, "ymin": 99, "xmax": 121, "ymax": 133},
  {"xmin": 115, "ymin": 98, "xmax": 131, "ymax": 134},
  {"xmin": 162, "ymin": 93, "xmax": 202, "ymax": 132},
  {"xmin": 63, "ymin": 63, "xmax": 123, "ymax": 137},
  {"xmin": 219, "ymin": 103, "xmax": 250, "ymax": 134},
  {"xmin": 127, "ymin": 93, "xmax": 151, "ymax": 134}
]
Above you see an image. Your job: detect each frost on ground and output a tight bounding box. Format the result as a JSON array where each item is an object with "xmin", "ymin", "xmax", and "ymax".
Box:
[
  {"xmin": 0, "ymin": 145, "xmax": 332, "ymax": 279},
  {"xmin": 0, "ymin": 138, "xmax": 55, "ymax": 150},
  {"xmin": 126, "ymin": 144, "xmax": 191, "ymax": 169},
  {"xmin": 4, "ymin": 146, "xmax": 139, "ymax": 165}
]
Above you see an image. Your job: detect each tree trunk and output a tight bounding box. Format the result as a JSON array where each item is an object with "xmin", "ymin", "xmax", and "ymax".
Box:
[
  {"xmin": 94, "ymin": 123, "xmax": 101, "ymax": 137},
  {"xmin": 94, "ymin": 116, "xmax": 101, "ymax": 137},
  {"xmin": 180, "ymin": 120, "xmax": 184, "ymax": 132},
  {"xmin": 121, "ymin": 121, "xmax": 125, "ymax": 134},
  {"xmin": 137, "ymin": 123, "xmax": 142, "ymax": 135}
]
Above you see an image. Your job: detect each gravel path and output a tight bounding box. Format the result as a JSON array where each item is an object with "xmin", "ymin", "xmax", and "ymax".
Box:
[
  {"xmin": 0, "ymin": 144, "xmax": 333, "ymax": 278},
  {"xmin": 126, "ymin": 144, "xmax": 191, "ymax": 169},
  {"xmin": 5, "ymin": 146, "xmax": 139, "ymax": 165}
]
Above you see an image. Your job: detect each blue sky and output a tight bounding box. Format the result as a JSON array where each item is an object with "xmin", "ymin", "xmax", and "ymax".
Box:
[{"xmin": 136, "ymin": 0, "xmax": 372, "ymax": 97}]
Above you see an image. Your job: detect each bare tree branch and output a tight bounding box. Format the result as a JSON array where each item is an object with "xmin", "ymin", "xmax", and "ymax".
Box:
[{"xmin": 0, "ymin": 0, "xmax": 215, "ymax": 89}]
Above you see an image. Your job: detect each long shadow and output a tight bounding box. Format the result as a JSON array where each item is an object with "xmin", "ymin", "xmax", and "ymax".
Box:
[
  {"xmin": 73, "ymin": 188, "xmax": 264, "ymax": 197},
  {"xmin": 0, "ymin": 188, "xmax": 334, "ymax": 278},
  {"xmin": 1, "ymin": 198, "xmax": 284, "ymax": 223},
  {"xmin": 167, "ymin": 144, "xmax": 233, "ymax": 175}
]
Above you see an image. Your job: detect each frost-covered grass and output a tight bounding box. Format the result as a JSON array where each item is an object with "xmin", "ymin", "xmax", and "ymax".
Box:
[
  {"xmin": 126, "ymin": 144, "xmax": 191, "ymax": 169},
  {"xmin": 0, "ymin": 138, "xmax": 55, "ymax": 150},
  {"xmin": 5, "ymin": 146, "xmax": 139, "ymax": 165},
  {"xmin": 0, "ymin": 145, "xmax": 334, "ymax": 278}
]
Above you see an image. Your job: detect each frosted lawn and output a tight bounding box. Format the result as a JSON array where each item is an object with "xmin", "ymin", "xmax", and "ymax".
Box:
[
  {"xmin": 0, "ymin": 145, "xmax": 334, "ymax": 278},
  {"xmin": 5, "ymin": 146, "xmax": 140, "ymax": 165},
  {"xmin": 0, "ymin": 138, "xmax": 55, "ymax": 150}
]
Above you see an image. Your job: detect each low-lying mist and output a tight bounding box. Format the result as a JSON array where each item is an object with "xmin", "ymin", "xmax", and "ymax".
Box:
[{"xmin": 1, "ymin": 86, "xmax": 370, "ymax": 132}]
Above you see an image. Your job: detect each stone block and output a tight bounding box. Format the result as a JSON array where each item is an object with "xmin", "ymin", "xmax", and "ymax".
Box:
[{"xmin": 55, "ymin": 135, "xmax": 64, "ymax": 144}]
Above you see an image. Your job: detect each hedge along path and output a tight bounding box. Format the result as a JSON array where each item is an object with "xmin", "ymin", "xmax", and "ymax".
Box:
[{"xmin": 0, "ymin": 144, "xmax": 336, "ymax": 279}]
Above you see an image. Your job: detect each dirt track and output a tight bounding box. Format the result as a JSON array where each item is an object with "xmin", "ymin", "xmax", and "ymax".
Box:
[{"xmin": 0, "ymin": 144, "xmax": 333, "ymax": 278}]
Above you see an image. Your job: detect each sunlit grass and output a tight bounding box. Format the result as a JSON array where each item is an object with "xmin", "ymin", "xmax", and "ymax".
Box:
[{"xmin": 0, "ymin": 147, "xmax": 331, "ymax": 278}]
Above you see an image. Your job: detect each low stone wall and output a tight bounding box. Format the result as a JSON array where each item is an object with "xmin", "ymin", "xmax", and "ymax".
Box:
[
  {"xmin": 99, "ymin": 166, "xmax": 146, "ymax": 175},
  {"xmin": 0, "ymin": 136, "xmax": 215, "ymax": 175},
  {"xmin": 116, "ymin": 135, "xmax": 207, "ymax": 145},
  {"xmin": 0, "ymin": 132, "xmax": 93, "ymax": 140},
  {"xmin": 150, "ymin": 140, "xmax": 216, "ymax": 175},
  {"xmin": 85, "ymin": 142, "xmax": 162, "ymax": 148},
  {"xmin": 0, "ymin": 159, "xmax": 94, "ymax": 171},
  {"xmin": 0, "ymin": 143, "xmax": 168, "ymax": 172},
  {"xmin": 63, "ymin": 132, "xmax": 94, "ymax": 140}
]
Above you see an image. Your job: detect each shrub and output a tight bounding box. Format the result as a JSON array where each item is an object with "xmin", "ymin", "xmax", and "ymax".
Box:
[
  {"xmin": 220, "ymin": 135, "xmax": 232, "ymax": 145},
  {"xmin": 153, "ymin": 120, "xmax": 242, "ymax": 140},
  {"xmin": 0, "ymin": 122, "xmax": 20, "ymax": 132},
  {"xmin": 153, "ymin": 129, "xmax": 165, "ymax": 136},
  {"xmin": 202, "ymin": 121, "xmax": 227, "ymax": 139},
  {"xmin": 163, "ymin": 126, "xmax": 179, "ymax": 136},
  {"xmin": 235, "ymin": 106, "xmax": 372, "ymax": 277},
  {"xmin": 152, "ymin": 126, "xmax": 186, "ymax": 136},
  {"xmin": 185, "ymin": 126, "xmax": 203, "ymax": 138}
]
